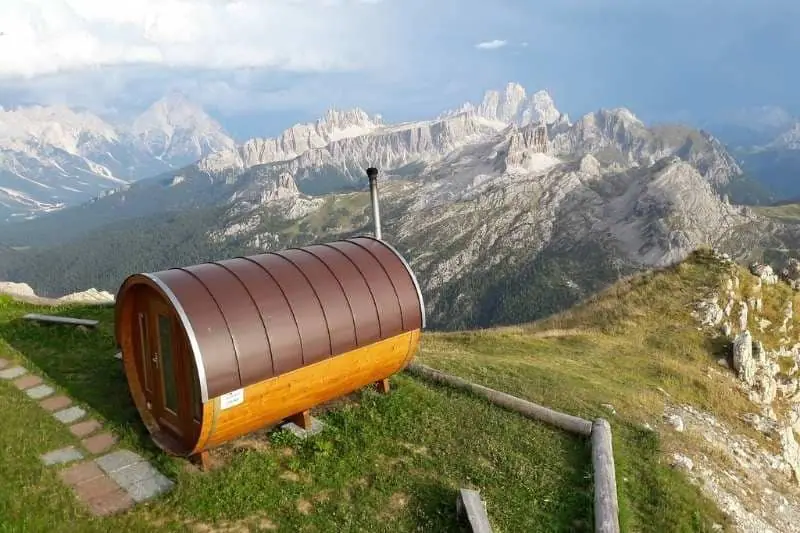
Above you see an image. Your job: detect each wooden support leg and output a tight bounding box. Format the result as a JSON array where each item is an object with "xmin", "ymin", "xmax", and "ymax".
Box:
[
  {"xmin": 191, "ymin": 451, "xmax": 211, "ymax": 472},
  {"xmin": 288, "ymin": 410, "xmax": 312, "ymax": 430},
  {"xmin": 375, "ymin": 378, "xmax": 390, "ymax": 394}
]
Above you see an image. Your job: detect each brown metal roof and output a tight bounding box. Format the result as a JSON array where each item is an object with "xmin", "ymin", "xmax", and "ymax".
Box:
[{"xmin": 116, "ymin": 236, "xmax": 425, "ymax": 402}]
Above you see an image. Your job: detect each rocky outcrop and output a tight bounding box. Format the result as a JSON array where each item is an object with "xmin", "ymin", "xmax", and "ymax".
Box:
[
  {"xmin": 0, "ymin": 281, "xmax": 114, "ymax": 305},
  {"xmin": 0, "ymin": 281, "xmax": 36, "ymax": 299},
  {"xmin": 693, "ymin": 295, "xmax": 725, "ymax": 327},
  {"xmin": 693, "ymin": 262, "xmax": 800, "ymax": 507},
  {"xmin": 664, "ymin": 403, "xmax": 800, "ymax": 532},
  {"xmin": 750, "ymin": 263, "xmax": 779, "ymax": 285},
  {"xmin": 781, "ymin": 259, "xmax": 800, "ymax": 290},
  {"xmin": 57, "ymin": 288, "xmax": 115, "ymax": 304}
]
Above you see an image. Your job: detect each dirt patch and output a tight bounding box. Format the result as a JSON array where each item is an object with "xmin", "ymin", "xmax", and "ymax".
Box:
[
  {"xmin": 376, "ymin": 453, "xmax": 408, "ymax": 468},
  {"xmin": 399, "ymin": 442, "xmax": 430, "ymax": 456},
  {"xmin": 313, "ymin": 489, "xmax": 333, "ymax": 503},
  {"xmin": 389, "ymin": 492, "xmax": 409, "ymax": 510},
  {"xmin": 182, "ymin": 452, "xmax": 226, "ymax": 473},
  {"xmin": 278, "ymin": 447, "xmax": 294, "ymax": 458},
  {"xmin": 186, "ymin": 520, "xmax": 249, "ymax": 533},
  {"xmin": 378, "ymin": 492, "xmax": 411, "ymax": 520},
  {"xmin": 296, "ymin": 499, "xmax": 313, "ymax": 515},
  {"xmin": 231, "ymin": 438, "xmax": 272, "ymax": 453},
  {"xmin": 279, "ymin": 470, "xmax": 300, "ymax": 482},
  {"xmin": 256, "ymin": 517, "xmax": 278, "ymax": 531},
  {"xmin": 184, "ymin": 512, "xmax": 278, "ymax": 532}
]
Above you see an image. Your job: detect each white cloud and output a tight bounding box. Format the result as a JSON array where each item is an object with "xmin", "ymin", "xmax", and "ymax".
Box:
[
  {"xmin": 475, "ymin": 39, "xmax": 508, "ymax": 50},
  {"xmin": 0, "ymin": 0, "xmax": 388, "ymax": 79}
]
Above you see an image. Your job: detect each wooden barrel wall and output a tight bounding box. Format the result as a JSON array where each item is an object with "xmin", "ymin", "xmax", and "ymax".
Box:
[{"xmin": 115, "ymin": 236, "xmax": 425, "ymax": 455}]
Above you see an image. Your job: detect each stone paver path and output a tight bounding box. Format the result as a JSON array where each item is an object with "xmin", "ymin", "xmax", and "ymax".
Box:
[{"xmin": 0, "ymin": 356, "xmax": 174, "ymax": 516}]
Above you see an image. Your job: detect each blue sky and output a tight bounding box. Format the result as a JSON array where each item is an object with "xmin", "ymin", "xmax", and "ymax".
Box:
[{"xmin": 0, "ymin": 0, "xmax": 797, "ymax": 140}]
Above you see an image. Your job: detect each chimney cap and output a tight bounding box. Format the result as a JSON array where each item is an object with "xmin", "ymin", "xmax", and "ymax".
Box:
[{"xmin": 366, "ymin": 167, "xmax": 379, "ymax": 179}]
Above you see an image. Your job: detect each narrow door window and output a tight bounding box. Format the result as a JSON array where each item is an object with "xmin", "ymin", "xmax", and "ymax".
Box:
[
  {"xmin": 190, "ymin": 360, "xmax": 202, "ymax": 423},
  {"xmin": 158, "ymin": 314, "xmax": 179, "ymax": 414},
  {"xmin": 137, "ymin": 312, "xmax": 151, "ymax": 393}
]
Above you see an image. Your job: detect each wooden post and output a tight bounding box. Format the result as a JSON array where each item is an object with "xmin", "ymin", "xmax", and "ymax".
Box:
[
  {"xmin": 591, "ymin": 419, "xmax": 620, "ymax": 533},
  {"xmin": 405, "ymin": 363, "xmax": 593, "ymax": 436},
  {"xmin": 288, "ymin": 410, "xmax": 312, "ymax": 430},
  {"xmin": 191, "ymin": 451, "xmax": 211, "ymax": 472},
  {"xmin": 375, "ymin": 378, "xmax": 390, "ymax": 394}
]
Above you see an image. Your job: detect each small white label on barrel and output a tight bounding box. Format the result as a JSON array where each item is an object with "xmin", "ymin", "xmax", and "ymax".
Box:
[{"xmin": 219, "ymin": 388, "xmax": 244, "ymax": 410}]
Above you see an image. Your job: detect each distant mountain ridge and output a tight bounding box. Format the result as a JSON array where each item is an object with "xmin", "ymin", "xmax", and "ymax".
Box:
[
  {"xmin": 1, "ymin": 81, "xmax": 794, "ymax": 331},
  {"xmin": 0, "ymin": 93, "xmax": 235, "ymax": 220},
  {"xmin": 712, "ymin": 109, "xmax": 800, "ymax": 202}
]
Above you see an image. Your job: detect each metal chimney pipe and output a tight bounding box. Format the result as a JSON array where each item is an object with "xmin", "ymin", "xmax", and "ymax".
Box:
[{"xmin": 366, "ymin": 167, "xmax": 382, "ymax": 240}]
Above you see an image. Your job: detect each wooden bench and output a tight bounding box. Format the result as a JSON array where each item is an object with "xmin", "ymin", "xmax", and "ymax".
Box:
[{"xmin": 22, "ymin": 313, "xmax": 99, "ymax": 328}]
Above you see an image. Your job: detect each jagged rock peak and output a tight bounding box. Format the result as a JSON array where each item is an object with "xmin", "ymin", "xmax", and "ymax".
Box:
[
  {"xmin": 132, "ymin": 92, "xmax": 212, "ymax": 134},
  {"xmin": 445, "ymin": 82, "xmax": 563, "ymax": 126},
  {"xmin": 220, "ymin": 106, "xmax": 384, "ymax": 170},
  {"xmin": 580, "ymin": 107, "xmax": 645, "ymax": 129},
  {"xmin": 317, "ymin": 107, "xmax": 383, "ymax": 135},
  {"xmin": 131, "ymin": 92, "xmax": 234, "ymax": 157}
]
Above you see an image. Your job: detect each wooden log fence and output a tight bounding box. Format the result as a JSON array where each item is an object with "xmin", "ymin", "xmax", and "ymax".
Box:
[{"xmin": 405, "ymin": 362, "xmax": 620, "ymax": 533}]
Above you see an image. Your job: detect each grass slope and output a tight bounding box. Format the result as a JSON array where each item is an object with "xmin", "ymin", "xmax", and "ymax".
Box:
[
  {"xmin": 0, "ymin": 249, "xmax": 745, "ymax": 532},
  {"xmin": 755, "ymin": 202, "xmax": 800, "ymax": 223}
]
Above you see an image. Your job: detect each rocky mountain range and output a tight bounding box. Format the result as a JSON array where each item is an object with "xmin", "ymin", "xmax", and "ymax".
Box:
[
  {"xmin": 708, "ymin": 108, "xmax": 800, "ymax": 202},
  {"xmin": 0, "ymin": 93, "xmax": 235, "ymax": 220},
  {"xmin": 1, "ymin": 82, "xmax": 798, "ymax": 329}
]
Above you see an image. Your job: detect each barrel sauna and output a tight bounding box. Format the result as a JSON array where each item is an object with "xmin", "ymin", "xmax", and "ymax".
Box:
[{"xmin": 114, "ymin": 236, "xmax": 425, "ymax": 464}]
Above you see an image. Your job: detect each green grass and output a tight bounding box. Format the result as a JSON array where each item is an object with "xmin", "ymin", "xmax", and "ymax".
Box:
[
  {"xmin": 754, "ymin": 202, "xmax": 800, "ymax": 223},
  {"xmin": 1, "ymin": 248, "xmax": 766, "ymax": 532},
  {"xmin": 0, "ymin": 297, "xmax": 592, "ymax": 532},
  {"xmin": 419, "ymin": 249, "xmax": 777, "ymax": 531}
]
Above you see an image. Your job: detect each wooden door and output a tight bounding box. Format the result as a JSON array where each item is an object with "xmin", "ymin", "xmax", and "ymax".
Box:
[{"xmin": 149, "ymin": 297, "xmax": 184, "ymax": 439}]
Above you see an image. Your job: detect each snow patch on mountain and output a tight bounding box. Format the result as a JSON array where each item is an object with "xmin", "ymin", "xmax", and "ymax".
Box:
[
  {"xmin": 0, "ymin": 94, "xmax": 236, "ymax": 219},
  {"xmin": 131, "ymin": 92, "xmax": 235, "ymax": 161}
]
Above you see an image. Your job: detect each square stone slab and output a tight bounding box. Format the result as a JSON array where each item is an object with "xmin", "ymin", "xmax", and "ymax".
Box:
[
  {"xmin": 280, "ymin": 417, "xmax": 325, "ymax": 439},
  {"xmin": 70, "ymin": 419, "xmax": 102, "ymax": 438},
  {"xmin": 125, "ymin": 474, "xmax": 175, "ymax": 503},
  {"xmin": 26, "ymin": 384, "xmax": 54, "ymax": 400},
  {"xmin": 0, "ymin": 366, "xmax": 27, "ymax": 380},
  {"xmin": 53, "ymin": 406, "xmax": 87, "ymax": 424},
  {"xmin": 13, "ymin": 374, "xmax": 42, "ymax": 390},
  {"xmin": 73, "ymin": 474, "xmax": 121, "ymax": 502},
  {"xmin": 85, "ymin": 488, "xmax": 135, "ymax": 516},
  {"xmin": 82, "ymin": 432, "xmax": 117, "ymax": 455},
  {"xmin": 40, "ymin": 395, "xmax": 72, "ymax": 412},
  {"xmin": 103, "ymin": 459, "xmax": 174, "ymax": 502},
  {"xmin": 41, "ymin": 446, "xmax": 84, "ymax": 466},
  {"xmin": 95, "ymin": 450, "xmax": 144, "ymax": 474},
  {"xmin": 106, "ymin": 460, "xmax": 155, "ymax": 486},
  {"xmin": 60, "ymin": 461, "xmax": 106, "ymax": 486}
]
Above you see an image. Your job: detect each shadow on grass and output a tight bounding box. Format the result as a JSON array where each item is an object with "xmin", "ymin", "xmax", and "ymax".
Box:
[
  {"xmin": 0, "ymin": 302, "xmax": 598, "ymax": 531},
  {"xmin": 0, "ymin": 303, "xmax": 172, "ymax": 470}
]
